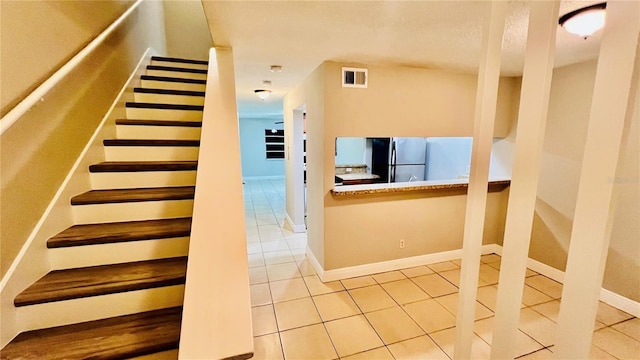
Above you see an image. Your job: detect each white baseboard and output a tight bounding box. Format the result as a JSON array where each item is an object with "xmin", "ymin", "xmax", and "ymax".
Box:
[
  {"xmin": 307, "ymin": 242, "xmax": 639, "ymax": 317},
  {"xmin": 285, "ymin": 212, "xmax": 306, "ymax": 233},
  {"xmin": 242, "ymin": 175, "xmax": 285, "ymax": 181},
  {"xmin": 310, "ymin": 244, "xmax": 499, "ymax": 283}
]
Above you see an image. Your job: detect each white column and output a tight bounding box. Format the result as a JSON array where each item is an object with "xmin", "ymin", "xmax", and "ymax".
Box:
[
  {"xmin": 490, "ymin": 2, "xmax": 559, "ymax": 359},
  {"xmin": 554, "ymin": 1, "xmax": 640, "ymax": 359},
  {"xmin": 453, "ymin": 2, "xmax": 506, "ymax": 359}
]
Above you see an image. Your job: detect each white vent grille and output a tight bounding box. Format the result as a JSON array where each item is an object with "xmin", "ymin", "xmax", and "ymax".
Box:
[{"xmin": 342, "ymin": 67, "xmax": 367, "ymax": 88}]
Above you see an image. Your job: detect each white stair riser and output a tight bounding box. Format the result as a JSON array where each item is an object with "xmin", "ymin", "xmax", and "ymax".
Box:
[
  {"xmin": 49, "ymin": 237, "xmax": 190, "ymax": 269},
  {"xmin": 130, "ymin": 350, "xmax": 179, "ymax": 360},
  {"xmin": 146, "ymin": 69, "xmax": 207, "ymax": 80},
  {"xmin": 73, "ymin": 199, "xmax": 194, "ymax": 224},
  {"xmin": 125, "ymin": 108, "xmax": 203, "ymax": 121},
  {"xmin": 16, "ymin": 285, "xmax": 185, "ymax": 334},
  {"xmin": 151, "ymin": 60, "xmax": 207, "ymax": 71},
  {"xmin": 141, "ymin": 80, "xmax": 206, "ymax": 92},
  {"xmin": 91, "ymin": 171, "xmax": 196, "ymax": 189},
  {"xmin": 116, "ymin": 125, "xmax": 201, "ymax": 140},
  {"xmin": 104, "ymin": 147, "xmax": 199, "ymax": 161},
  {"xmin": 133, "ymin": 92, "xmax": 205, "ymax": 105}
]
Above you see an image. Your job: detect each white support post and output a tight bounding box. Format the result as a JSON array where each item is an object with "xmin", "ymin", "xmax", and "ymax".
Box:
[
  {"xmin": 490, "ymin": 2, "xmax": 559, "ymax": 359},
  {"xmin": 453, "ymin": 2, "xmax": 506, "ymax": 359},
  {"xmin": 554, "ymin": 2, "xmax": 640, "ymax": 359}
]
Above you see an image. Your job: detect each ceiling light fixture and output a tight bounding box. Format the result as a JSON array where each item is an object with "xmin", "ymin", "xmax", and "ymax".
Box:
[
  {"xmin": 559, "ymin": 2, "xmax": 607, "ymax": 39},
  {"xmin": 254, "ymin": 89, "xmax": 271, "ymax": 101},
  {"xmin": 270, "ymin": 65, "xmax": 283, "ymax": 73}
]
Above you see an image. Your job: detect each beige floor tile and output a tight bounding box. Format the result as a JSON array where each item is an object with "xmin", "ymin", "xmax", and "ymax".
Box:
[
  {"xmin": 474, "ymin": 317, "xmax": 545, "ymax": 358},
  {"xmin": 412, "ymin": 274, "xmax": 458, "ymax": 297},
  {"xmin": 518, "ymin": 307, "xmax": 557, "ymax": 347},
  {"xmin": 612, "ymin": 318, "xmax": 640, "ymax": 341},
  {"xmin": 325, "ymin": 315, "xmax": 384, "ymax": 357},
  {"xmin": 380, "ymin": 279, "xmax": 430, "ymax": 305},
  {"xmin": 372, "ymin": 270, "xmax": 407, "ymax": 284},
  {"xmin": 478, "ymin": 264, "xmax": 500, "ymax": 286},
  {"xmin": 266, "ymin": 262, "xmax": 301, "ymax": 281},
  {"xmin": 246, "ymin": 233, "xmax": 261, "ymax": 244},
  {"xmin": 529, "ymin": 300, "xmax": 606, "ymax": 330},
  {"xmin": 280, "ymin": 324, "xmax": 337, "ymax": 360},
  {"xmin": 476, "ymin": 285, "xmax": 499, "ymax": 311},
  {"xmin": 261, "ymin": 240, "xmax": 290, "ymax": 252},
  {"xmin": 592, "ymin": 327, "xmax": 640, "ymax": 360},
  {"xmin": 400, "ymin": 266, "xmax": 434, "ymax": 278},
  {"xmin": 313, "ymin": 291, "xmax": 361, "ymax": 321},
  {"xmin": 263, "ymin": 249, "xmax": 295, "ymax": 265},
  {"xmin": 587, "ymin": 344, "xmax": 618, "ymax": 359},
  {"xmin": 522, "ymin": 285, "xmax": 553, "ymax": 306},
  {"xmin": 248, "ymin": 253, "xmax": 266, "ymax": 268},
  {"xmin": 434, "ymin": 293, "xmax": 494, "ymax": 320},
  {"xmin": 438, "ymin": 269, "xmax": 461, "ymax": 286},
  {"xmin": 249, "ymin": 267, "xmax": 269, "ymax": 285},
  {"xmin": 273, "ymin": 297, "xmax": 321, "ymax": 331},
  {"xmin": 341, "ymin": 275, "xmax": 377, "ymax": 289},
  {"xmin": 451, "ymin": 259, "xmax": 462, "ymax": 266},
  {"xmin": 430, "ymin": 327, "xmax": 492, "ymax": 359},
  {"xmin": 296, "ymin": 258, "xmax": 317, "ymax": 276},
  {"xmin": 269, "ymin": 278, "xmax": 310, "ymax": 303},
  {"xmin": 387, "ymin": 335, "xmax": 449, "ymax": 360},
  {"xmin": 516, "ymin": 348, "xmax": 553, "ymax": 359},
  {"xmin": 252, "ymin": 333, "xmax": 284, "ymax": 360},
  {"xmin": 303, "ymin": 275, "xmax": 345, "ymax": 296},
  {"xmin": 596, "ymin": 301, "xmax": 634, "ymax": 325},
  {"xmin": 428, "ymin": 261, "xmax": 460, "ymax": 273},
  {"xmin": 252, "ymin": 304, "xmax": 278, "ymax": 336},
  {"xmin": 247, "ymin": 242, "xmax": 263, "ymax": 255},
  {"xmin": 524, "ymin": 275, "xmax": 563, "ymax": 299},
  {"xmin": 365, "ymin": 306, "xmax": 425, "ymax": 344},
  {"xmin": 341, "ymin": 346, "xmax": 394, "ymax": 360},
  {"xmin": 250, "ymin": 283, "xmax": 272, "ymax": 306},
  {"xmin": 286, "ymin": 237, "xmax": 307, "ymax": 250},
  {"xmin": 403, "ymin": 299, "xmax": 457, "ymax": 333},
  {"xmin": 291, "ymin": 248, "xmax": 307, "ymax": 261},
  {"xmin": 481, "ymin": 254, "xmax": 501, "ymax": 264},
  {"xmin": 349, "ymin": 285, "xmax": 397, "ymax": 313}
]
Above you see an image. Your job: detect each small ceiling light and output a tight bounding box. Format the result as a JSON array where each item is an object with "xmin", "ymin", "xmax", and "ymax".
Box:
[
  {"xmin": 262, "ymin": 80, "xmax": 272, "ymax": 86},
  {"xmin": 254, "ymin": 89, "xmax": 271, "ymax": 101},
  {"xmin": 270, "ymin": 65, "xmax": 283, "ymax": 73},
  {"xmin": 559, "ymin": 2, "xmax": 607, "ymax": 39}
]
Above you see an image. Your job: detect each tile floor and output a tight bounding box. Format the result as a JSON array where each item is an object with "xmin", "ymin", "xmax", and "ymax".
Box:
[{"xmin": 243, "ymin": 179, "xmax": 639, "ymax": 360}]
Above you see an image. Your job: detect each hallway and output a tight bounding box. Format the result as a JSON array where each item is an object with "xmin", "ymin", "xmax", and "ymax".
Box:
[{"xmin": 243, "ymin": 179, "xmax": 638, "ymax": 360}]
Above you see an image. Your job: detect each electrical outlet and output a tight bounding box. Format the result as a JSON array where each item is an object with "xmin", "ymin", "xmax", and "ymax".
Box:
[{"xmin": 400, "ymin": 239, "xmax": 405, "ymax": 248}]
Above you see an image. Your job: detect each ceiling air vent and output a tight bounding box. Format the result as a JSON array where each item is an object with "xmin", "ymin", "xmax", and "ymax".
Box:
[{"xmin": 342, "ymin": 67, "xmax": 368, "ymax": 88}]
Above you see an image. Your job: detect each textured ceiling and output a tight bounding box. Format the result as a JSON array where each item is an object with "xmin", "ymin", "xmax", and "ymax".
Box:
[{"xmin": 201, "ymin": 1, "xmax": 604, "ymax": 118}]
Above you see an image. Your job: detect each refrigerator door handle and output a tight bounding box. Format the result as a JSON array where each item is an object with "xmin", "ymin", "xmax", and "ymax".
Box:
[{"xmin": 391, "ymin": 141, "xmax": 397, "ymax": 183}]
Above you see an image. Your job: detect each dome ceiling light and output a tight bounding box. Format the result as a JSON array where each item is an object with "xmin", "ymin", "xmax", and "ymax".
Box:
[
  {"xmin": 254, "ymin": 89, "xmax": 271, "ymax": 100},
  {"xmin": 559, "ymin": 2, "xmax": 607, "ymax": 39}
]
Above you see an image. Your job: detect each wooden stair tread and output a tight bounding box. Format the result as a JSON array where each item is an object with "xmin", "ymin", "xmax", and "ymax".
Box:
[
  {"xmin": 141, "ymin": 75, "xmax": 206, "ymax": 85},
  {"xmin": 147, "ymin": 65, "xmax": 208, "ymax": 74},
  {"xmin": 103, "ymin": 139, "xmax": 200, "ymax": 146},
  {"xmin": 151, "ymin": 55, "xmax": 208, "ymax": 65},
  {"xmin": 125, "ymin": 102, "xmax": 204, "ymax": 111},
  {"xmin": 115, "ymin": 119, "xmax": 202, "ymax": 127},
  {"xmin": 70, "ymin": 186, "xmax": 195, "ymax": 205},
  {"xmin": 14, "ymin": 257, "xmax": 187, "ymax": 306},
  {"xmin": 0, "ymin": 307, "xmax": 182, "ymax": 359},
  {"xmin": 48, "ymin": 217, "xmax": 192, "ymax": 248},
  {"xmin": 133, "ymin": 87, "xmax": 205, "ymax": 97},
  {"xmin": 89, "ymin": 161, "xmax": 198, "ymax": 173}
]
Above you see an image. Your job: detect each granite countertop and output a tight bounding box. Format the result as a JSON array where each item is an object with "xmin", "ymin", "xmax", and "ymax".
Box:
[{"xmin": 331, "ymin": 178, "xmax": 511, "ymax": 196}]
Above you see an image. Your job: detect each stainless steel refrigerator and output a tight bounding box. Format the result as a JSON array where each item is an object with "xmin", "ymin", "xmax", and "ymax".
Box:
[{"xmin": 371, "ymin": 137, "xmax": 428, "ymax": 182}]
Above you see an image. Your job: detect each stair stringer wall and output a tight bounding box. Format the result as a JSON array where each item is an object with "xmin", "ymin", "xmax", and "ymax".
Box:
[{"xmin": 0, "ymin": 50, "xmax": 155, "ymax": 349}]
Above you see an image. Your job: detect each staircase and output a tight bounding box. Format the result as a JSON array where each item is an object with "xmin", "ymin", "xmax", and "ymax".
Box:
[{"xmin": 1, "ymin": 56, "xmax": 208, "ymax": 360}]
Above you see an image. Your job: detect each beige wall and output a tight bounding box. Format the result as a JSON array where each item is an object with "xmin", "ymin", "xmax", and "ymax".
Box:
[
  {"xmin": 162, "ymin": 0, "xmax": 213, "ymax": 61},
  {"xmin": 0, "ymin": 0, "xmax": 168, "ymax": 277},
  {"xmin": 0, "ymin": 0, "xmax": 134, "ymax": 115},
  {"xmin": 524, "ymin": 60, "xmax": 639, "ymax": 302},
  {"xmin": 285, "ymin": 61, "xmax": 517, "ymax": 271}
]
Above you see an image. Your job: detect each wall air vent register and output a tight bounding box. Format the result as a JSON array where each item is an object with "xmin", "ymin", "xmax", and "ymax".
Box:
[{"xmin": 342, "ymin": 67, "xmax": 368, "ymax": 88}]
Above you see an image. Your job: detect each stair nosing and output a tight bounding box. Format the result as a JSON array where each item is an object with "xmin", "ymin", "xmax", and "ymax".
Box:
[
  {"xmin": 141, "ymin": 75, "xmax": 206, "ymax": 85},
  {"xmin": 70, "ymin": 186, "xmax": 195, "ymax": 205},
  {"xmin": 115, "ymin": 119, "xmax": 202, "ymax": 127},
  {"xmin": 151, "ymin": 56, "xmax": 208, "ymax": 65},
  {"xmin": 133, "ymin": 87, "xmax": 205, "ymax": 97},
  {"xmin": 13, "ymin": 257, "xmax": 188, "ymax": 307},
  {"xmin": 89, "ymin": 161, "xmax": 198, "ymax": 173},
  {"xmin": 103, "ymin": 139, "xmax": 200, "ymax": 147},
  {"xmin": 147, "ymin": 65, "xmax": 208, "ymax": 75},
  {"xmin": 125, "ymin": 102, "xmax": 204, "ymax": 111}
]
